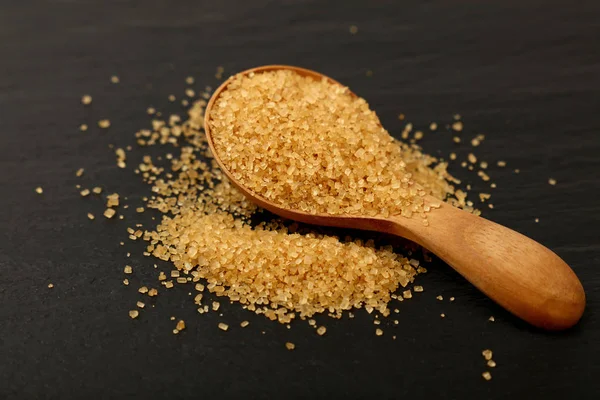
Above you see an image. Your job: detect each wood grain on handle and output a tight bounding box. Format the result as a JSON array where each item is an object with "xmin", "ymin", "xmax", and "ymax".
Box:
[{"xmin": 385, "ymin": 198, "xmax": 586, "ymax": 330}]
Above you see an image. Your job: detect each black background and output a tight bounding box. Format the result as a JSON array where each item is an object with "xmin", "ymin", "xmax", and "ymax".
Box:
[{"xmin": 1, "ymin": 1, "xmax": 599, "ymax": 399}]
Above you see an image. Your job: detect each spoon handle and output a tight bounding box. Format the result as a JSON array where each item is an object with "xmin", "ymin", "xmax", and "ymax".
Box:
[{"xmin": 386, "ymin": 201, "xmax": 585, "ymax": 330}]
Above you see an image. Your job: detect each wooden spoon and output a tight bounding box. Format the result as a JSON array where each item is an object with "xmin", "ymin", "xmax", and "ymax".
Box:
[{"xmin": 204, "ymin": 65, "xmax": 585, "ymax": 330}]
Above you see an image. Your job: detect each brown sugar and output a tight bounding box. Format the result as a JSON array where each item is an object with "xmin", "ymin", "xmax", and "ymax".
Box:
[
  {"xmin": 218, "ymin": 322, "xmax": 229, "ymax": 331},
  {"xmin": 103, "ymin": 208, "xmax": 116, "ymax": 219},
  {"xmin": 209, "ymin": 70, "xmax": 449, "ymax": 219},
  {"xmin": 78, "ymin": 69, "xmax": 479, "ymax": 328},
  {"xmin": 98, "ymin": 119, "xmax": 111, "ymax": 129},
  {"xmin": 482, "ymin": 349, "xmax": 493, "ymax": 360}
]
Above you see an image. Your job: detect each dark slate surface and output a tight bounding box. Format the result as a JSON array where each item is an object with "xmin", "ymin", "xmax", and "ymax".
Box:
[{"xmin": 1, "ymin": 1, "xmax": 598, "ymax": 399}]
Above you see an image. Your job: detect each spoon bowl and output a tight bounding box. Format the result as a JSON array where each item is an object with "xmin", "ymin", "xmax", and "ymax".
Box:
[{"xmin": 204, "ymin": 65, "xmax": 585, "ymax": 330}]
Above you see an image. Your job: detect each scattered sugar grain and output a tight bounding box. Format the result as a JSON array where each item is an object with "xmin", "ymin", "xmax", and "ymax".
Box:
[
  {"xmin": 103, "ymin": 208, "xmax": 116, "ymax": 218},
  {"xmin": 137, "ymin": 301, "xmax": 145, "ymax": 308},
  {"xmin": 35, "ymin": 187, "xmax": 43, "ymax": 194},
  {"xmin": 80, "ymin": 124, "xmax": 88, "ymax": 132},
  {"xmin": 87, "ymin": 213, "xmax": 95, "ymax": 220},
  {"xmin": 429, "ymin": 122, "xmax": 438, "ymax": 131},
  {"xmin": 110, "ymin": 75, "xmax": 120, "ymax": 83},
  {"xmin": 316, "ymin": 326, "xmax": 327, "ymax": 336},
  {"xmin": 81, "ymin": 95, "xmax": 92, "ymax": 105},
  {"xmin": 413, "ymin": 285, "xmax": 423, "ymax": 293},
  {"xmin": 47, "ymin": 283, "xmax": 54, "ymax": 288},
  {"xmin": 375, "ymin": 328, "xmax": 383, "ymax": 336},
  {"xmin": 240, "ymin": 321, "xmax": 249, "ymax": 328},
  {"xmin": 482, "ymin": 372, "xmax": 492, "ymax": 381},
  {"xmin": 106, "ymin": 193, "xmax": 119, "ymax": 207},
  {"xmin": 349, "ymin": 25, "xmax": 358, "ymax": 34},
  {"xmin": 478, "ymin": 170, "xmax": 490, "ymax": 182},
  {"xmin": 218, "ymin": 322, "xmax": 229, "ymax": 331},
  {"xmin": 487, "ymin": 360, "xmax": 497, "ymax": 368},
  {"xmin": 548, "ymin": 178, "xmax": 557, "ymax": 185},
  {"xmin": 98, "ymin": 119, "xmax": 111, "ymax": 129},
  {"xmin": 129, "ymin": 310, "xmax": 139, "ymax": 319},
  {"xmin": 482, "ymin": 349, "xmax": 493, "ymax": 360},
  {"xmin": 452, "ymin": 121, "xmax": 463, "ymax": 131},
  {"xmin": 176, "ymin": 320, "xmax": 186, "ymax": 331}
]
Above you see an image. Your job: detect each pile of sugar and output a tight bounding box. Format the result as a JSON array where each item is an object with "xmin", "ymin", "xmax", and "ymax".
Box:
[
  {"xmin": 209, "ymin": 70, "xmax": 438, "ymax": 218},
  {"xmin": 149, "ymin": 211, "xmax": 415, "ymax": 322}
]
